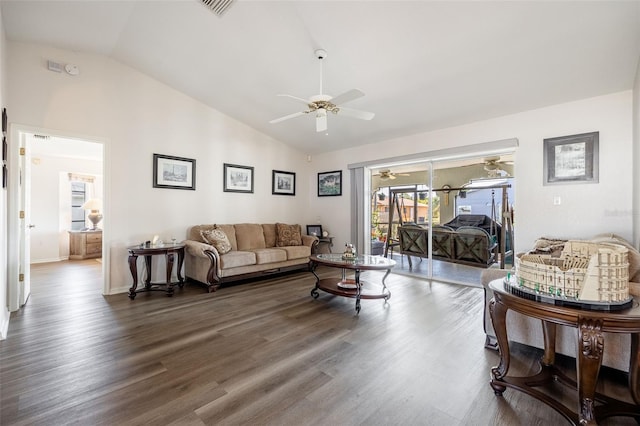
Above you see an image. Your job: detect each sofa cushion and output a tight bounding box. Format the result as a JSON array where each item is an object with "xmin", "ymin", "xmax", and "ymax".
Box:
[
  {"xmin": 219, "ymin": 251, "xmax": 256, "ymax": 269},
  {"xmin": 235, "ymin": 223, "xmax": 266, "ymax": 250},
  {"xmin": 262, "ymin": 224, "xmax": 277, "ymax": 248},
  {"xmin": 276, "ymin": 223, "xmax": 302, "ymax": 247},
  {"xmin": 217, "ymin": 224, "xmax": 238, "ymax": 251},
  {"xmin": 252, "ymin": 248, "xmax": 287, "ymax": 264},
  {"xmin": 278, "ymin": 245, "xmax": 311, "ymax": 260},
  {"xmin": 200, "ymin": 228, "xmax": 232, "ymax": 254}
]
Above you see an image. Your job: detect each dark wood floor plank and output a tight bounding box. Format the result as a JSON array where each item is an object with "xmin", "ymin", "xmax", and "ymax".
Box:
[{"xmin": 0, "ymin": 260, "xmax": 635, "ymax": 425}]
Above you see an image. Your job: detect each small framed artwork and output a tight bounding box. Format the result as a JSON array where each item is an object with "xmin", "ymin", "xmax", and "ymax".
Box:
[
  {"xmin": 2, "ymin": 136, "xmax": 6, "ymax": 162},
  {"xmin": 224, "ymin": 163, "xmax": 254, "ymax": 193},
  {"xmin": 318, "ymin": 170, "xmax": 342, "ymax": 197},
  {"xmin": 543, "ymin": 131, "xmax": 599, "ymax": 185},
  {"xmin": 2, "ymin": 164, "xmax": 6, "ymax": 189},
  {"xmin": 153, "ymin": 153, "xmax": 196, "ymax": 190},
  {"xmin": 272, "ymin": 170, "xmax": 295, "ymax": 196},
  {"xmin": 2, "ymin": 108, "xmax": 6, "ymax": 133},
  {"xmin": 306, "ymin": 225, "xmax": 323, "ymax": 237}
]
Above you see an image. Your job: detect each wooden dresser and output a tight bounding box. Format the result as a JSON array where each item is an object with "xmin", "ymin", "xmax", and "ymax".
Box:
[{"xmin": 69, "ymin": 230, "xmax": 103, "ymax": 260}]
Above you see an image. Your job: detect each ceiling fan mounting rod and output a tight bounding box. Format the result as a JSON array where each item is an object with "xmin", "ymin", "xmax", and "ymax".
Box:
[{"xmin": 315, "ymin": 49, "xmax": 327, "ymax": 96}]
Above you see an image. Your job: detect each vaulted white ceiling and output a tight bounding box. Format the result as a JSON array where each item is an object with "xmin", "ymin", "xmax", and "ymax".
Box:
[{"xmin": 2, "ymin": 1, "xmax": 639, "ymax": 154}]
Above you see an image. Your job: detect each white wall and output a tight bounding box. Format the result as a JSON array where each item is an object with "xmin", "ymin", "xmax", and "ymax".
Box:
[
  {"xmin": 7, "ymin": 42, "xmax": 311, "ymax": 296},
  {"xmin": 310, "ymin": 91, "xmax": 634, "ymax": 254},
  {"xmin": 5, "ymin": 40, "xmax": 638, "ymax": 304},
  {"xmin": 30, "ymin": 154, "xmax": 102, "ymax": 263},
  {"xmin": 0, "ymin": 6, "xmax": 10, "ymax": 338}
]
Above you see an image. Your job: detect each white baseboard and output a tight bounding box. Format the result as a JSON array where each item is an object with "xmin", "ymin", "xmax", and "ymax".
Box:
[{"xmin": 30, "ymin": 257, "xmax": 67, "ymax": 264}]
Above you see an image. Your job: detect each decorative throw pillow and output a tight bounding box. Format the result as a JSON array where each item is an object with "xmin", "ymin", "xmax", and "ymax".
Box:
[
  {"xmin": 201, "ymin": 228, "xmax": 232, "ymax": 254},
  {"xmin": 275, "ymin": 223, "xmax": 302, "ymax": 247}
]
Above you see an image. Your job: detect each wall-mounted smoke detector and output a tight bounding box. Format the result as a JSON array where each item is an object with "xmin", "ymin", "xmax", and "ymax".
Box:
[
  {"xmin": 199, "ymin": 0, "xmax": 235, "ymax": 16},
  {"xmin": 64, "ymin": 64, "xmax": 80, "ymax": 76}
]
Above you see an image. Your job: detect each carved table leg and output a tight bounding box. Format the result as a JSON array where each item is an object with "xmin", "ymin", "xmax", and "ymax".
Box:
[
  {"xmin": 490, "ymin": 295, "xmax": 510, "ymax": 395},
  {"xmin": 381, "ymin": 268, "xmax": 391, "ymax": 301},
  {"xmin": 355, "ymin": 269, "xmax": 361, "ymax": 314},
  {"xmin": 165, "ymin": 252, "xmax": 175, "ymax": 296},
  {"xmin": 144, "ymin": 255, "xmax": 153, "ymax": 289},
  {"xmin": 541, "ymin": 320, "xmax": 557, "ymax": 366},
  {"xmin": 630, "ymin": 333, "xmax": 640, "ymax": 406},
  {"xmin": 577, "ymin": 317, "xmax": 604, "ymax": 426},
  {"xmin": 176, "ymin": 248, "xmax": 185, "ymax": 288},
  {"xmin": 128, "ymin": 253, "xmax": 138, "ymax": 299},
  {"xmin": 310, "ymin": 261, "xmax": 320, "ymax": 298}
]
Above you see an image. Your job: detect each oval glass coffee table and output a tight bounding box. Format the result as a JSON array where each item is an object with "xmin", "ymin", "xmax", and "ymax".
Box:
[{"xmin": 309, "ymin": 253, "xmax": 396, "ymax": 313}]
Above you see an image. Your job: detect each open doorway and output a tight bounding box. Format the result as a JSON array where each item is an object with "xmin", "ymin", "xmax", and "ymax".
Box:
[
  {"xmin": 369, "ymin": 154, "xmax": 515, "ymax": 285},
  {"xmin": 25, "ymin": 133, "xmax": 104, "ymax": 302}
]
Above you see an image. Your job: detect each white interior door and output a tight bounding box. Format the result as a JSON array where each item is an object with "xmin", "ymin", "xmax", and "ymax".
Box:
[{"xmin": 18, "ymin": 133, "xmax": 31, "ymax": 306}]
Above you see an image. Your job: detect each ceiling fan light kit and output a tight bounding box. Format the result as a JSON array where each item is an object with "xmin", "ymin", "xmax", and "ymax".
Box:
[{"xmin": 269, "ymin": 49, "xmax": 374, "ymax": 132}]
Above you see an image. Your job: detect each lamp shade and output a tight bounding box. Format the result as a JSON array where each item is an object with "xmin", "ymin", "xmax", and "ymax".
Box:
[{"xmin": 81, "ymin": 198, "xmax": 102, "ymax": 211}]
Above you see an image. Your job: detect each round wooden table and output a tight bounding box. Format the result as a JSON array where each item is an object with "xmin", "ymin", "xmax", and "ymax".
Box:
[
  {"xmin": 309, "ymin": 253, "xmax": 396, "ymax": 313},
  {"xmin": 489, "ymin": 279, "xmax": 640, "ymax": 425},
  {"xmin": 127, "ymin": 243, "xmax": 185, "ymax": 299}
]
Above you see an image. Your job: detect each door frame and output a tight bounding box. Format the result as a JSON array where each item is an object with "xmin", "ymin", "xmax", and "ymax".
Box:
[
  {"xmin": 354, "ymin": 138, "xmax": 518, "ymax": 283},
  {"xmin": 7, "ymin": 124, "xmax": 110, "ymax": 311}
]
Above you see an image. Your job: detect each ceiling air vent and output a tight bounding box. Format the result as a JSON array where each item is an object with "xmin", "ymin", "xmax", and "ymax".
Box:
[{"xmin": 199, "ymin": 0, "xmax": 235, "ymax": 16}]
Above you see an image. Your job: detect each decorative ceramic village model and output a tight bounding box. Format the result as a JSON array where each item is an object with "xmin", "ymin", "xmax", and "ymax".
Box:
[{"xmin": 504, "ymin": 240, "xmax": 632, "ymax": 311}]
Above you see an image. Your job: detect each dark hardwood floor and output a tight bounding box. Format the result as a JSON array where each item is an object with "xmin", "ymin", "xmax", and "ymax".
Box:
[{"xmin": 0, "ymin": 260, "xmax": 636, "ymax": 425}]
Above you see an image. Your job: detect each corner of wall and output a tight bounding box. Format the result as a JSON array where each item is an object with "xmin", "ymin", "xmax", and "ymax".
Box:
[
  {"xmin": 633, "ymin": 55, "xmax": 640, "ymax": 248},
  {"xmin": 0, "ymin": 0, "xmax": 11, "ymax": 339}
]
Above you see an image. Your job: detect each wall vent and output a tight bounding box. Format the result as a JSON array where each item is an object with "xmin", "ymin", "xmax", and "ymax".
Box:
[{"xmin": 199, "ymin": 0, "xmax": 235, "ymax": 16}]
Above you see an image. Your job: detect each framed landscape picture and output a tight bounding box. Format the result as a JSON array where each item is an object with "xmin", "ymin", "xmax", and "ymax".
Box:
[
  {"xmin": 153, "ymin": 153, "xmax": 196, "ymax": 190},
  {"xmin": 318, "ymin": 170, "xmax": 342, "ymax": 197},
  {"xmin": 543, "ymin": 131, "xmax": 599, "ymax": 185},
  {"xmin": 224, "ymin": 163, "xmax": 254, "ymax": 193},
  {"xmin": 272, "ymin": 170, "xmax": 295, "ymax": 196}
]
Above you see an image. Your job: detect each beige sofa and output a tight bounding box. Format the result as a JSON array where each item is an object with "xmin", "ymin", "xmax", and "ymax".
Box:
[
  {"xmin": 184, "ymin": 223, "xmax": 318, "ymax": 292},
  {"xmin": 482, "ymin": 234, "xmax": 640, "ymax": 373}
]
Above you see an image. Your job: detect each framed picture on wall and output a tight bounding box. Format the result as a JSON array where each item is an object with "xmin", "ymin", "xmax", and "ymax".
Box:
[
  {"xmin": 272, "ymin": 170, "xmax": 295, "ymax": 196},
  {"xmin": 306, "ymin": 224, "xmax": 323, "ymax": 237},
  {"xmin": 224, "ymin": 163, "xmax": 254, "ymax": 193},
  {"xmin": 152, "ymin": 153, "xmax": 196, "ymax": 190},
  {"xmin": 543, "ymin": 131, "xmax": 599, "ymax": 185},
  {"xmin": 2, "ymin": 108, "xmax": 6, "ymax": 133},
  {"xmin": 318, "ymin": 170, "xmax": 342, "ymax": 197}
]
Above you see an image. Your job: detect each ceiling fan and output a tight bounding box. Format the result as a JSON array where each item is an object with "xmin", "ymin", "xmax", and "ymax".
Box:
[
  {"xmin": 483, "ymin": 156, "xmax": 513, "ymax": 177},
  {"xmin": 269, "ymin": 49, "xmax": 375, "ymax": 132},
  {"xmin": 375, "ymin": 169, "xmax": 411, "ymax": 180}
]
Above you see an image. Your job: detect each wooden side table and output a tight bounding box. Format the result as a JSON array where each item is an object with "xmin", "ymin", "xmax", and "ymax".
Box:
[
  {"xmin": 488, "ymin": 279, "xmax": 640, "ymax": 425},
  {"xmin": 127, "ymin": 243, "xmax": 185, "ymax": 299},
  {"xmin": 315, "ymin": 236, "xmax": 334, "ymax": 254}
]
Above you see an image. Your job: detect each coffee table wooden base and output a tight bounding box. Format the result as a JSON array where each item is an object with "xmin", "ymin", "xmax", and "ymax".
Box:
[
  {"xmin": 311, "ymin": 278, "xmax": 391, "ymax": 313},
  {"xmin": 309, "ymin": 254, "xmax": 395, "ymax": 314}
]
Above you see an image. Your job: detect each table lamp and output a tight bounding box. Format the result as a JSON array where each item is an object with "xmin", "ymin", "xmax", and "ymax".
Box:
[{"xmin": 81, "ymin": 198, "xmax": 103, "ymax": 230}]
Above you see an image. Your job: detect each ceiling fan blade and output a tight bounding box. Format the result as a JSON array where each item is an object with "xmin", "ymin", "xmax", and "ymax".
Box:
[
  {"xmin": 330, "ymin": 89, "xmax": 365, "ymax": 106},
  {"xmin": 339, "ymin": 107, "xmax": 375, "ymax": 120},
  {"xmin": 269, "ymin": 111, "xmax": 307, "ymax": 124},
  {"xmin": 316, "ymin": 111, "xmax": 327, "ymax": 132},
  {"xmin": 277, "ymin": 94, "xmax": 311, "ymax": 106}
]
